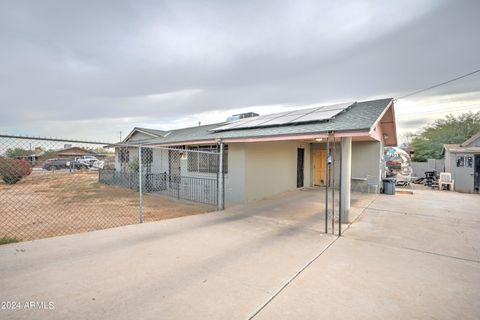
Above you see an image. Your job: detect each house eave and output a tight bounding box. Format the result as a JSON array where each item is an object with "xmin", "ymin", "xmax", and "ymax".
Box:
[
  {"xmin": 145, "ymin": 130, "xmax": 373, "ymax": 146},
  {"xmin": 123, "ymin": 128, "xmax": 161, "ymax": 142},
  {"xmin": 369, "ymin": 99, "xmax": 397, "ymax": 146}
]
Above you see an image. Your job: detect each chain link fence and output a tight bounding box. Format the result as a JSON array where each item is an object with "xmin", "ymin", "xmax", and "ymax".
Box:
[{"xmin": 0, "ymin": 135, "xmax": 223, "ymax": 243}]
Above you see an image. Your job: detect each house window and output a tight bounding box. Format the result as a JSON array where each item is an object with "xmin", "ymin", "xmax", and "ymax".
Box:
[
  {"xmin": 119, "ymin": 147, "xmax": 129, "ymax": 163},
  {"xmin": 456, "ymin": 155, "xmax": 465, "ymax": 167},
  {"xmin": 466, "ymin": 155, "xmax": 473, "ymax": 168},
  {"xmin": 141, "ymin": 148, "xmax": 153, "ymax": 164},
  {"xmin": 188, "ymin": 145, "xmax": 228, "ymax": 173}
]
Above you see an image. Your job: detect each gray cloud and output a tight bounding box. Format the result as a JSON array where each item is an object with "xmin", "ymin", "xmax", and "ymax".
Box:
[{"xmin": 0, "ymin": 0, "xmax": 479, "ymax": 141}]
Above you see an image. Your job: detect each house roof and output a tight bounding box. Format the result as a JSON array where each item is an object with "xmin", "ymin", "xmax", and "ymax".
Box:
[
  {"xmin": 124, "ymin": 98, "xmax": 395, "ymax": 146},
  {"xmin": 461, "ymin": 131, "xmax": 480, "ymax": 147},
  {"xmin": 443, "ymin": 144, "xmax": 460, "ymax": 152},
  {"xmin": 136, "ymin": 127, "xmax": 166, "ymax": 136},
  {"xmin": 55, "ymin": 147, "xmax": 97, "ymax": 155},
  {"xmin": 443, "ymin": 145, "xmax": 480, "ymax": 154},
  {"xmin": 443, "ymin": 132, "xmax": 480, "ymax": 154},
  {"xmin": 123, "ymin": 127, "xmax": 166, "ymax": 142}
]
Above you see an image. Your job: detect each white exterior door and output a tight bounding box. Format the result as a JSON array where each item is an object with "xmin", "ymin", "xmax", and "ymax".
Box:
[{"xmin": 454, "ymin": 153, "xmax": 474, "ymax": 193}]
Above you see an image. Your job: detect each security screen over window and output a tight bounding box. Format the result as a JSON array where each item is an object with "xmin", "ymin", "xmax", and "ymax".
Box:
[
  {"xmin": 466, "ymin": 155, "xmax": 473, "ymax": 168},
  {"xmin": 188, "ymin": 145, "xmax": 228, "ymax": 173}
]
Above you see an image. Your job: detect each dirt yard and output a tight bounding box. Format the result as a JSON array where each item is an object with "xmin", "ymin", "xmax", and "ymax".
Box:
[{"xmin": 0, "ymin": 171, "xmax": 214, "ymax": 241}]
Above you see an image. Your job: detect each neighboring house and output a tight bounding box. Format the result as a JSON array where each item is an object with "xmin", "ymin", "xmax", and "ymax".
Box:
[
  {"xmin": 11, "ymin": 147, "xmax": 45, "ymax": 165},
  {"xmin": 116, "ymin": 98, "xmax": 397, "ymax": 209},
  {"xmin": 443, "ymin": 132, "xmax": 480, "ymax": 193},
  {"xmin": 42, "ymin": 147, "xmax": 100, "ymax": 160}
]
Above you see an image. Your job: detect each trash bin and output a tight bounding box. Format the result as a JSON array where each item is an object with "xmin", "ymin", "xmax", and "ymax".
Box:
[{"xmin": 383, "ymin": 178, "xmax": 396, "ymax": 195}]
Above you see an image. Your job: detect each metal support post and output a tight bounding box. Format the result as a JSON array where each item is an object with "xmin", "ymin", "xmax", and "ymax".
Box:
[
  {"xmin": 218, "ymin": 142, "xmax": 224, "ymax": 210},
  {"xmin": 338, "ymin": 139, "xmax": 343, "ymax": 236},
  {"xmin": 325, "ymin": 134, "xmax": 330, "ymax": 233},
  {"xmin": 138, "ymin": 147, "xmax": 143, "ymax": 224},
  {"xmin": 332, "ymin": 132, "xmax": 335, "ymax": 235}
]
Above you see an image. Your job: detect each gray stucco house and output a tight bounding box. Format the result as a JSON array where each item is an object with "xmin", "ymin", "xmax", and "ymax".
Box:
[
  {"xmin": 443, "ymin": 132, "xmax": 480, "ymax": 193},
  {"xmin": 117, "ymin": 98, "xmax": 397, "ymax": 217}
]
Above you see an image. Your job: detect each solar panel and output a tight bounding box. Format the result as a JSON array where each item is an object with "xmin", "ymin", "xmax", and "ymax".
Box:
[
  {"xmin": 211, "ymin": 101, "xmax": 354, "ymax": 132},
  {"xmin": 290, "ymin": 109, "xmax": 345, "ymax": 123},
  {"xmin": 259, "ymin": 113, "xmax": 307, "ymax": 125}
]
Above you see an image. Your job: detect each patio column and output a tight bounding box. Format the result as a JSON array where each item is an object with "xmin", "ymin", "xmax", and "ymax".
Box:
[{"xmin": 340, "ymin": 137, "xmax": 351, "ymax": 223}]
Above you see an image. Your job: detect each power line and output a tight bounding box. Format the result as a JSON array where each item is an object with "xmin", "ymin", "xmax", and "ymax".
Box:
[
  {"xmin": 397, "ymin": 68, "xmax": 480, "ymax": 100},
  {"xmin": 396, "ymin": 104, "xmax": 480, "ymax": 118}
]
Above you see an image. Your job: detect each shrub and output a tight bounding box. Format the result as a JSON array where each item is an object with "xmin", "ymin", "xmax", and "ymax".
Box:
[
  {"xmin": 0, "ymin": 158, "xmax": 32, "ymax": 184},
  {"xmin": 0, "ymin": 236, "xmax": 20, "ymax": 245}
]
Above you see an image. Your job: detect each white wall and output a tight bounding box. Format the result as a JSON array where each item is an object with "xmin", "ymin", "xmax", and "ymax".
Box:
[
  {"xmin": 351, "ymin": 141, "xmax": 383, "ymax": 191},
  {"xmin": 243, "ymin": 141, "xmax": 311, "ymax": 202},
  {"xmin": 224, "ymin": 143, "xmax": 246, "ymax": 204},
  {"xmin": 151, "ymin": 148, "xmax": 169, "ymax": 173},
  {"xmin": 445, "ymin": 152, "xmax": 452, "ymax": 173}
]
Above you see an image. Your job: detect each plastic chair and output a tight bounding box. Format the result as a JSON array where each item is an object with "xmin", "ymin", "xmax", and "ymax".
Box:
[
  {"xmin": 439, "ymin": 172, "xmax": 454, "ymax": 191},
  {"xmin": 367, "ymin": 175, "xmax": 378, "ymax": 194}
]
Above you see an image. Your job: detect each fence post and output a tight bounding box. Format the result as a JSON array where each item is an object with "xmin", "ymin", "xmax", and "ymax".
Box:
[
  {"xmin": 218, "ymin": 142, "xmax": 224, "ymax": 210},
  {"xmin": 339, "ymin": 138, "xmax": 343, "ymax": 236},
  {"xmin": 138, "ymin": 146, "xmax": 143, "ymax": 224},
  {"xmin": 325, "ymin": 135, "xmax": 330, "ymax": 233},
  {"xmin": 332, "ymin": 132, "xmax": 335, "ymax": 235},
  {"xmin": 177, "ymin": 176, "xmax": 180, "ymax": 200}
]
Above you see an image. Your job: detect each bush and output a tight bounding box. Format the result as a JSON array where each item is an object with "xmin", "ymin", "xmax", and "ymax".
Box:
[
  {"xmin": 0, "ymin": 158, "xmax": 32, "ymax": 184},
  {"xmin": 0, "ymin": 236, "xmax": 20, "ymax": 245}
]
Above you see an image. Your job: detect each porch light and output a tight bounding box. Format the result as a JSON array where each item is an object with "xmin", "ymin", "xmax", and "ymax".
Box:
[{"xmin": 315, "ymin": 138, "xmax": 323, "ymax": 141}]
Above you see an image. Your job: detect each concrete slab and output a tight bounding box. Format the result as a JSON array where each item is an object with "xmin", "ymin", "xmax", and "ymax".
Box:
[
  {"xmin": 255, "ymin": 190, "xmax": 480, "ymax": 320},
  {"xmin": 225, "ymin": 188, "xmax": 377, "ymax": 233},
  {"xmin": 346, "ymin": 190, "xmax": 480, "ymax": 261},
  {"xmin": 347, "ymin": 207, "xmax": 480, "ymax": 262},
  {"xmin": 369, "ymin": 190, "xmax": 480, "ymax": 221},
  {"xmin": 255, "ymin": 237, "xmax": 480, "ymax": 320},
  {"xmin": 1, "ymin": 188, "xmax": 478, "ymax": 319},
  {"xmin": 0, "ymin": 206, "xmax": 335, "ymax": 320}
]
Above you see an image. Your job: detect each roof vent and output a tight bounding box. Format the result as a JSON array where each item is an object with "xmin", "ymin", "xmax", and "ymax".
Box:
[{"xmin": 226, "ymin": 112, "xmax": 259, "ymax": 122}]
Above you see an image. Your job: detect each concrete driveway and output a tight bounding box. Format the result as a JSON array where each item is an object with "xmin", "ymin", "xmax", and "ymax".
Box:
[{"xmin": 1, "ymin": 189, "xmax": 479, "ymax": 319}]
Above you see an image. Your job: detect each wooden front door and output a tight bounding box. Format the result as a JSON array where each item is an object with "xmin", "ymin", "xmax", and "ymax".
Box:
[{"xmin": 313, "ymin": 149, "xmax": 326, "ymax": 186}]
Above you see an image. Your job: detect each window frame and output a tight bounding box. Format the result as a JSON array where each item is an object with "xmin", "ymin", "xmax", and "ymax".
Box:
[
  {"xmin": 141, "ymin": 148, "xmax": 153, "ymax": 164},
  {"xmin": 456, "ymin": 155, "xmax": 465, "ymax": 167},
  {"xmin": 187, "ymin": 144, "xmax": 228, "ymax": 174}
]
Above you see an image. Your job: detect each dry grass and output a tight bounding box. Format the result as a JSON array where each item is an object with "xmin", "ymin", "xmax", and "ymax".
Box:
[{"xmin": 0, "ymin": 171, "xmax": 214, "ymax": 242}]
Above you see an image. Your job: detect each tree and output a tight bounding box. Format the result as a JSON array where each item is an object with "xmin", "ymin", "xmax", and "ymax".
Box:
[
  {"xmin": 5, "ymin": 148, "xmax": 31, "ymax": 158},
  {"xmin": 410, "ymin": 111, "xmax": 480, "ymax": 162}
]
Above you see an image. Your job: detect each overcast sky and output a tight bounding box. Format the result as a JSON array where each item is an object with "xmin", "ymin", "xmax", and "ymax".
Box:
[{"xmin": 0, "ymin": 0, "xmax": 479, "ymax": 143}]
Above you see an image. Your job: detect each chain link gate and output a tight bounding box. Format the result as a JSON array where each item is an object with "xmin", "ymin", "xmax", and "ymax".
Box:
[
  {"xmin": 0, "ymin": 135, "xmax": 224, "ymax": 243},
  {"xmin": 138, "ymin": 145, "xmax": 223, "ymax": 208}
]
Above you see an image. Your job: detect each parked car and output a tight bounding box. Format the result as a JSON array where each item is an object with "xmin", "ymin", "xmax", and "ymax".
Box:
[
  {"xmin": 91, "ymin": 160, "xmax": 105, "ymax": 169},
  {"xmin": 42, "ymin": 159, "xmax": 89, "ymax": 171},
  {"xmin": 76, "ymin": 155, "xmax": 99, "ymax": 167}
]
